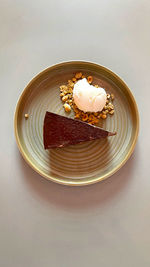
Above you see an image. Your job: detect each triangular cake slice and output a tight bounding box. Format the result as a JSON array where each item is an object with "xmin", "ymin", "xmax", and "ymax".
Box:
[{"xmin": 43, "ymin": 111, "xmax": 116, "ymax": 149}]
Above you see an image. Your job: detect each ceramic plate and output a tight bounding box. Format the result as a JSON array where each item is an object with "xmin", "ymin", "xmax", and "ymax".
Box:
[{"xmin": 14, "ymin": 61, "xmax": 139, "ymax": 186}]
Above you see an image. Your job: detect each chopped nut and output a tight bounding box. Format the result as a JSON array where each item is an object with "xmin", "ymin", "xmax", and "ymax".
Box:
[
  {"xmin": 67, "ymin": 87, "xmax": 72, "ymax": 94},
  {"xmin": 75, "ymin": 72, "xmax": 82, "ymax": 79},
  {"xmin": 63, "ymin": 90, "xmax": 68, "ymax": 95},
  {"xmin": 107, "ymin": 94, "xmax": 110, "ymax": 99},
  {"xmin": 25, "ymin": 113, "xmax": 29, "ymax": 119},
  {"xmin": 67, "ymin": 94, "xmax": 72, "ymax": 99},
  {"xmin": 76, "ymin": 110, "xmax": 82, "ymax": 116},
  {"xmin": 89, "ymin": 114, "xmax": 96, "ymax": 121},
  {"xmin": 82, "ymin": 114, "xmax": 89, "ymax": 121},
  {"xmin": 109, "ymin": 110, "xmax": 114, "ymax": 115},
  {"xmin": 98, "ymin": 113, "xmax": 102, "ymax": 119},
  {"xmin": 75, "ymin": 113, "xmax": 81, "ymax": 119},
  {"xmin": 94, "ymin": 85, "xmax": 99, "ymax": 88},
  {"xmin": 106, "ymin": 99, "xmax": 109, "ymax": 104},
  {"xmin": 70, "ymin": 83, "xmax": 74, "ymax": 88},
  {"xmin": 63, "ymin": 103, "xmax": 71, "ymax": 112},
  {"xmin": 108, "ymin": 103, "xmax": 114, "ymax": 110},
  {"xmin": 101, "ymin": 114, "xmax": 107, "ymax": 119},
  {"xmin": 87, "ymin": 76, "xmax": 93, "ymax": 84},
  {"xmin": 60, "ymin": 92, "xmax": 64, "ymax": 97},
  {"xmin": 111, "ymin": 93, "xmax": 114, "ymax": 100},
  {"xmin": 62, "ymin": 95, "xmax": 68, "ymax": 102},
  {"xmin": 72, "ymin": 77, "xmax": 76, "ymax": 82},
  {"xmin": 68, "ymin": 80, "xmax": 74, "ymax": 88},
  {"xmin": 60, "ymin": 85, "xmax": 68, "ymax": 91}
]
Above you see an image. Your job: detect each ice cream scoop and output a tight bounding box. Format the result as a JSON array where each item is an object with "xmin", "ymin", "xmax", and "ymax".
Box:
[{"xmin": 73, "ymin": 78, "xmax": 107, "ymax": 112}]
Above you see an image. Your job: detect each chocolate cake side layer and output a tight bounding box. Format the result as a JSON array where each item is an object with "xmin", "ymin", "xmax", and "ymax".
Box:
[{"xmin": 43, "ymin": 111, "xmax": 116, "ymax": 149}]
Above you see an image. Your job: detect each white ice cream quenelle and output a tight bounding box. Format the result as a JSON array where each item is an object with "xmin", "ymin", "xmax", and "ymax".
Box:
[{"xmin": 73, "ymin": 78, "xmax": 107, "ymax": 112}]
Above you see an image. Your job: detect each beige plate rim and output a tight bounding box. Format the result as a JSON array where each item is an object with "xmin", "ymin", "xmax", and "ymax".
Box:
[{"xmin": 14, "ymin": 61, "xmax": 139, "ymax": 186}]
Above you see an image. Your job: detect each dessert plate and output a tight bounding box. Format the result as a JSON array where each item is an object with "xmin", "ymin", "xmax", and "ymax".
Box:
[{"xmin": 14, "ymin": 61, "xmax": 139, "ymax": 186}]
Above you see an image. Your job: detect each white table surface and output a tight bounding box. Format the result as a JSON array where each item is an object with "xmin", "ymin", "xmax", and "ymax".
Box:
[{"xmin": 0, "ymin": 0, "xmax": 150, "ymax": 266}]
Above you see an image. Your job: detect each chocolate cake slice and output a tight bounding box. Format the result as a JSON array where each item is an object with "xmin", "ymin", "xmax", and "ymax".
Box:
[{"xmin": 43, "ymin": 111, "xmax": 116, "ymax": 149}]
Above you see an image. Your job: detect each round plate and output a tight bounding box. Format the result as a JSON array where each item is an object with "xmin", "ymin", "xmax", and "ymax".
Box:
[{"xmin": 14, "ymin": 61, "xmax": 139, "ymax": 186}]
